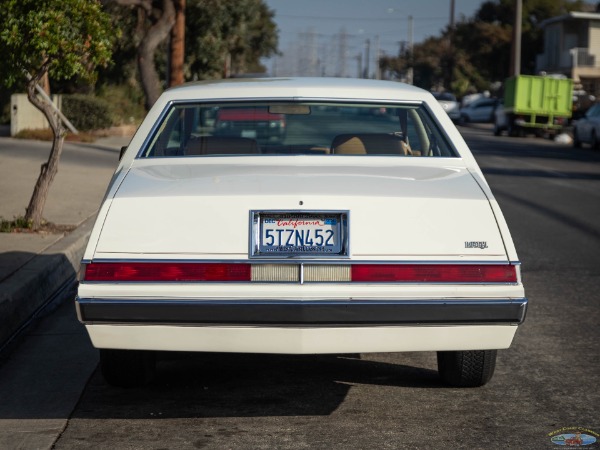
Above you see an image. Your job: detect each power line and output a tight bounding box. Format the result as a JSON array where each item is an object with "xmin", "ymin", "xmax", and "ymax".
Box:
[{"xmin": 276, "ymin": 13, "xmax": 447, "ymax": 22}]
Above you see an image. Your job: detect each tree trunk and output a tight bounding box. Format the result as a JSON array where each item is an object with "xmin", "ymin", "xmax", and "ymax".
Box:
[
  {"xmin": 24, "ymin": 75, "xmax": 66, "ymax": 230},
  {"xmin": 137, "ymin": 0, "xmax": 176, "ymax": 110},
  {"xmin": 169, "ymin": 0, "xmax": 185, "ymax": 87}
]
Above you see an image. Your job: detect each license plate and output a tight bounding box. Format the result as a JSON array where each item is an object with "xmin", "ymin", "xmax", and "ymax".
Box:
[{"xmin": 251, "ymin": 211, "xmax": 349, "ymax": 257}]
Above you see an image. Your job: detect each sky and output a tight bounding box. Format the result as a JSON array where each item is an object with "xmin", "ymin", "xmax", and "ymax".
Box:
[{"xmin": 262, "ymin": 0, "xmax": 485, "ymax": 77}]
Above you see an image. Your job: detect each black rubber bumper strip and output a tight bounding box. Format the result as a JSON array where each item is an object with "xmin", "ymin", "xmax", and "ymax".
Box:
[{"xmin": 76, "ymin": 298, "xmax": 528, "ymax": 327}]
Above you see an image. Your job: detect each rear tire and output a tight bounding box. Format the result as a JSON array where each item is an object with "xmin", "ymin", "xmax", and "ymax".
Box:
[
  {"xmin": 591, "ymin": 131, "xmax": 599, "ymax": 150},
  {"xmin": 507, "ymin": 116, "xmax": 518, "ymax": 137},
  {"xmin": 100, "ymin": 349, "xmax": 156, "ymax": 388},
  {"xmin": 573, "ymin": 129, "xmax": 581, "ymax": 148},
  {"xmin": 493, "ymin": 122, "xmax": 501, "ymax": 136},
  {"xmin": 437, "ymin": 350, "xmax": 497, "ymax": 387}
]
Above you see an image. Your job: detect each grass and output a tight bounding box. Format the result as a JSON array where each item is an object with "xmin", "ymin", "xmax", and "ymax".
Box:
[
  {"xmin": 14, "ymin": 128, "xmax": 97, "ymax": 142},
  {"xmin": 0, "ymin": 216, "xmax": 33, "ymax": 233},
  {"xmin": 0, "ymin": 216, "xmax": 76, "ymax": 234}
]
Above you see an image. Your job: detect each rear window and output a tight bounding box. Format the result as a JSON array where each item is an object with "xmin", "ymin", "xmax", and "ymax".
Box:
[{"xmin": 141, "ymin": 101, "xmax": 457, "ymax": 158}]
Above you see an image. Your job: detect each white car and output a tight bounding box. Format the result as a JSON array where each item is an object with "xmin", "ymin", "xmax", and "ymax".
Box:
[
  {"xmin": 76, "ymin": 78, "xmax": 526, "ymax": 388},
  {"xmin": 459, "ymin": 97, "xmax": 499, "ymax": 124},
  {"xmin": 432, "ymin": 91, "xmax": 460, "ymax": 122}
]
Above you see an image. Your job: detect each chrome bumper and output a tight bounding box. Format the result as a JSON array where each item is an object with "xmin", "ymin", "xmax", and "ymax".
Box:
[{"xmin": 76, "ymin": 298, "xmax": 527, "ymax": 327}]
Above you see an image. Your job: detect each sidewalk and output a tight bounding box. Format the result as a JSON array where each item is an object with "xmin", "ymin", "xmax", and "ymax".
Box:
[{"xmin": 0, "ymin": 134, "xmax": 131, "ymax": 352}]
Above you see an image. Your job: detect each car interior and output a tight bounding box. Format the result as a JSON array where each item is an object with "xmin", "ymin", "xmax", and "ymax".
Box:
[{"xmin": 142, "ymin": 102, "xmax": 457, "ymax": 158}]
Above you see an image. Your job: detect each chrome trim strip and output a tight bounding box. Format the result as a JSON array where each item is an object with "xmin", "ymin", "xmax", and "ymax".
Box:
[
  {"xmin": 135, "ymin": 100, "xmax": 176, "ymax": 158},
  {"xmin": 164, "ymin": 98, "xmax": 424, "ymax": 105},
  {"xmin": 85, "ymin": 258, "xmax": 520, "ymax": 265},
  {"xmin": 134, "ymin": 98, "xmax": 466, "ymax": 160},
  {"xmin": 77, "ymin": 297, "xmax": 527, "ymax": 327}
]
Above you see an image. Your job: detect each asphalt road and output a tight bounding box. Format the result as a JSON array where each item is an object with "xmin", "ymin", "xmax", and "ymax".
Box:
[{"xmin": 6, "ymin": 127, "xmax": 600, "ymax": 449}]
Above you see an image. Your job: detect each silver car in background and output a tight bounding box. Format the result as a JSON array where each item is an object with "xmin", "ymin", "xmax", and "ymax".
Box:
[
  {"xmin": 459, "ymin": 97, "xmax": 499, "ymax": 124},
  {"xmin": 432, "ymin": 92, "xmax": 460, "ymax": 122}
]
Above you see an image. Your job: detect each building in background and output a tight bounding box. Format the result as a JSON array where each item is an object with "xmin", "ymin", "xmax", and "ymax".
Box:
[{"xmin": 536, "ymin": 11, "xmax": 600, "ymax": 96}]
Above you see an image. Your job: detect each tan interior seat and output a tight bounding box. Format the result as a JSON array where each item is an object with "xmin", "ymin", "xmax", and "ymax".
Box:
[
  {"xmin": 186, "ymin": 136, "xmax": 260, "ymax": 155},
  {"xmin": 331, "ymin": 133, "xmax": 411, "ymax": 155}
]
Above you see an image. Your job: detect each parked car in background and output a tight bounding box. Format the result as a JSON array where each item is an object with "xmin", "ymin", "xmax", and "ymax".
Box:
[
  {"xmin": 493, "ymin": 101, "xmax": 508, "ymax": 135},
  {"xmin": 215, "ymin": 107, "xmax": 286, "ymax": 142},
  {"xmin": 459, "ymin": 97, "xmax": 499, "ymax": 124},
  {"xmin": 573, "ymin": 102, "xmax": 600, "ymax": 148},
  {"xmin": 76, "ymin": 77, "xmax": 526, "ymax": 389},
  {"xmin": 432, "ymin": 91, "xmax": 460, "ymax": 122}
]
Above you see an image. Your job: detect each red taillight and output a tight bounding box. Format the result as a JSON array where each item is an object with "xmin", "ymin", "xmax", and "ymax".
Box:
[
  {"xmin": 351, "ymin": 264, "xmax": 517, "ymax": 283},
  {"xmin": 84, "ymin": 262, "xmax": 251, "ymax": 282},
  {"xmin": 83, "ymin": 262, "xmax": 517, "ymax": 283}
]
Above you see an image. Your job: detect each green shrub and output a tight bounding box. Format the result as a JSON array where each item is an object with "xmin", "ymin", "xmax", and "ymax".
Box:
[
  {"xmin": 62, "ymin": 94, "xmax": 114, "ymax": 131},
  {"xmin": 96, "ymin": 84, "xmax": 146, "ymax": 125}
]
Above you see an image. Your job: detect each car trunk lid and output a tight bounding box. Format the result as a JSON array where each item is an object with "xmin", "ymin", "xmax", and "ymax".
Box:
[{"xmin": 93, "ymin": 158, "xmax": 508, "ymax": 260}]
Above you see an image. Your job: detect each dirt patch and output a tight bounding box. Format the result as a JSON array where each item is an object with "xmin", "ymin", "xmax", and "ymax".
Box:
[{"xmin": 14, "ymin": 125, "xmax": 137, "ymax": 143}]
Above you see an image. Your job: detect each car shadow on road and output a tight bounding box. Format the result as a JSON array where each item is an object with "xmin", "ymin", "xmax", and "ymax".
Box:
[{"xmin": 72, "ymin": 352, "xmax": 442, "ymax": 419}]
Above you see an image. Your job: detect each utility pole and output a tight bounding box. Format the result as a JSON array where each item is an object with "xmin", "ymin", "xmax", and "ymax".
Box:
[
  {"xmin": 364, "ymin": 39, "xmax": 370, "ymax": 79},
  {"xmin": 447, "ymin": 0, "xmax": 455, "ymax": 89},
  {"xmin": 510, "ymin": 0, "xmax": 522, "ymax": 77},
  {"xmin": 407, "ymin": 15, "xmax": 414, "ymax": 85},
  {"xmin": 337, "ymin": 28, "xmax": 348, "ymax": 77},
  {"xmin": 374, "ymin": 35, "xmax": 381, "ymax": 80}
]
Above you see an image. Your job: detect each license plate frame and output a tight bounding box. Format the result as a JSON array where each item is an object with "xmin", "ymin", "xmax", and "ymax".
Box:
[{"xmin": 250, "ymin": 210, "xmax": 349, "ymax": 258}]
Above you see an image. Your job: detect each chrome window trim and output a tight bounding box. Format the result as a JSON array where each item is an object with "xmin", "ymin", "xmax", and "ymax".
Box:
[{"xmin": 135, "ymin": 98, "xmax": 460, "ymax": 159}]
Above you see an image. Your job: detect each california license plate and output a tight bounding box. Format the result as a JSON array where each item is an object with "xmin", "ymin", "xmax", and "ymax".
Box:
[{"xmin": 251, "ymin": 211, "xmax": 349, "ymax": 257}]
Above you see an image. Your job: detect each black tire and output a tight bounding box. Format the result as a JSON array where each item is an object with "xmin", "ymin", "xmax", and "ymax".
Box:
[
  {"xmin": 591, "ymin": 131, "xmax": 599, "ymax": 150},
  {"xmin": 493, "ymin": 122, "xmax": 501, "ymax": 136},
  {"xmin": 459, "ymin": 114, "xmax": 469, "ymax": 126},
  {"xmin": 437, "ymin": 350, "xmax": 497, "ymax": 387},
  {"xmin": 100, "ymin": 349, "xmax": 156, "ymax": 388},
  {"xmin": 507, "ymin": 118, "xmax": 517, "ymax": 137},
  {"xmin": 573, "ymin": 129, "xmax": 581, "ymax": 148}
]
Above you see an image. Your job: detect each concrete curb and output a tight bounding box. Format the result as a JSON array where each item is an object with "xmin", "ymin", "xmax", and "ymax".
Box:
[{"xmin": 0, "ymin": 215, "xmax": 95, "ymax": 350}]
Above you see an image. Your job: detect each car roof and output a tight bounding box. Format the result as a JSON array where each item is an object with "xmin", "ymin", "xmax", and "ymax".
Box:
[
  {"xmin": 161, "ymin": 77, "xmax": 431, "ymax": 103},
  {"xmin": 432, "ymin": 92, "xmax": 457, "ymax": 101}
]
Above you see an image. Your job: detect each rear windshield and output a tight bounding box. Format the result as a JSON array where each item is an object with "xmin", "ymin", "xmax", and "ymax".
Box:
[{"xmin": 141, "ymin": 101, "xmax": 457, "ymax": 158}]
